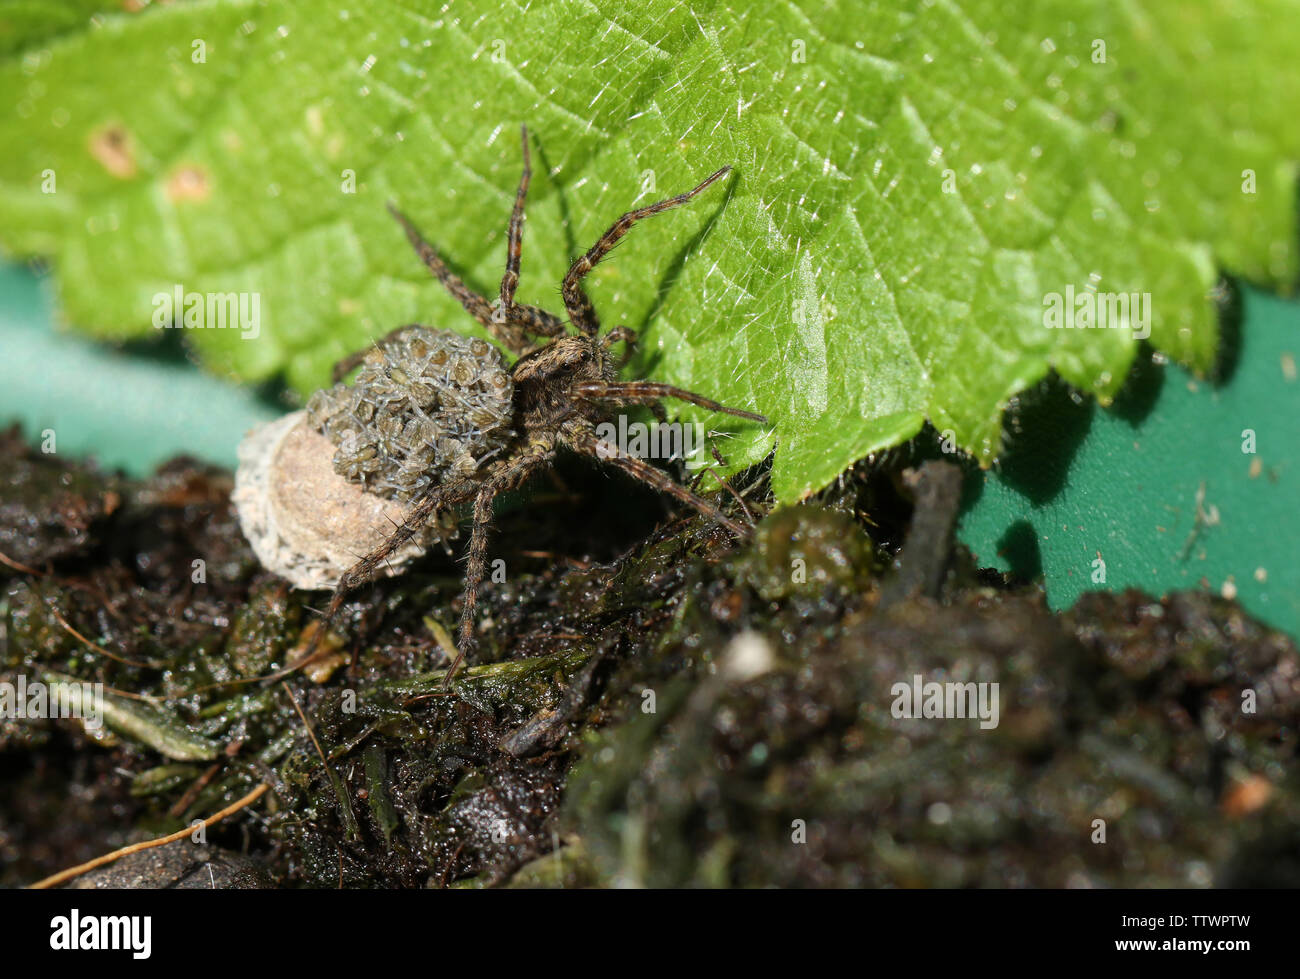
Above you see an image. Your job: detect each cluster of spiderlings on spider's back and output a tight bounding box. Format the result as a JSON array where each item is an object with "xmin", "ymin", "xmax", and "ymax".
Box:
[{"xmin": 306, "ymin": 326, "xmax": 515, "ymax": 502}]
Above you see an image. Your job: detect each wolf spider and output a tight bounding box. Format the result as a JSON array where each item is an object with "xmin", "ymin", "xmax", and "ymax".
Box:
[{"xmin": 313, "ymin": 126, "xmax": 766, "ymax": 683}]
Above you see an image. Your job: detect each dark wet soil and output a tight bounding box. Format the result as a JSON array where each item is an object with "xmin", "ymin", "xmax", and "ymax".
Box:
[{"xmin": 2, "ymin": 425, "xmax": 1298, "ymax": 888}]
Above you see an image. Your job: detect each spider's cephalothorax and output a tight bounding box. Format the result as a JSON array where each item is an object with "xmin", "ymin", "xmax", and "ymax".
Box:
[{"xmin": 296, "ymin": 126, "xmax": 766, "ymax": 683}]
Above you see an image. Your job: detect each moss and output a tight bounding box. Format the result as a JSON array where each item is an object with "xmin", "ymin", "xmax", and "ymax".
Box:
[
  {"xmin": 224, "ymin": 579, "xmax": 301, "ymax": 678},
  {"xmin": 734, "ymin": 502, "xmax": 879, "ymax": 601}
]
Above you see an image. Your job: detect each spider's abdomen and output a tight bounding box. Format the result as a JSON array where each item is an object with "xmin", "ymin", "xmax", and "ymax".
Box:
[{"xmin": 307, "ymin": 326, "xmax": 515, "ymax": 502}]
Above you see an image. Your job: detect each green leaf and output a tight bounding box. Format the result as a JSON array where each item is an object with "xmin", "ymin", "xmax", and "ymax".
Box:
[
  {"xmin": 1, "ymin": 0, "xmax": 1297, "ymax": 503},
  {"xmin": 0, "ymin": 0, "xmax": 117, "ymax": 59}
]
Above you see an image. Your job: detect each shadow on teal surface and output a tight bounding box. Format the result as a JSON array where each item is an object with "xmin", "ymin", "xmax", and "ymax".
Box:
[{"xmin": 958, "ymin": 283, "xmax": 1300, "ymax": 641}]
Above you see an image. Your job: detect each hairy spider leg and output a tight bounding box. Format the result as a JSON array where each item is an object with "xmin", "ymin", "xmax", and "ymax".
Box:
[
  {"xmin": 286, "ymin": 475, "xmax": 476, "ymax": 680},
  {"xmin": 493, "ymin": 124, "xmax": 568, "ymax": 348},
  {"xmin": 442, "ymin": 438, "xmax": 556, "ymax": 686},
  {"xmin": 560, "ymin": 419, "xmax": 748, "ymax": 537},
  {"xmin": 499, "ymin": 125, "xmax": 530, "ymax": 312},
  {"xmin": 386, "ymin": 193, "xmax": 563, "ymax": 356},
  {"xmin": 560, "ymin": 165, "xmax": 732, "ymax": 337},
  {"xmin": 387, "ymin": 203, "xmax": 494, "ymax": 325}
]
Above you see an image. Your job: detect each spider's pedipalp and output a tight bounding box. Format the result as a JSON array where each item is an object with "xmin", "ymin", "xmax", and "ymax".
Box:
[
  {"xmin": 600, "ymin": 322, "xmax": 637, "ymax": 345},
  {"xmin": 600, "ymin": 325, "xmax": 637, "ymax": 369},
  {"xmin": 495, "ymin": 300, "xmax": 568, "ymax": 345},
  {"xmin": 561, "ymin": 165, "xmax": 733, "ymax": 337},
  {"xmin": 561, "ymin": 419, "xmax": 749, "ymax": 538},
  {"xmin": 600, "ymin": 325, "xmax": 636, "ymax": 349}
]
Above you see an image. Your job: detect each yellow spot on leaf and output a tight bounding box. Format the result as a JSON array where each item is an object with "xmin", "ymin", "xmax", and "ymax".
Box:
[{"xmin": 166, "ymin": 165, "xmax": 211, "ymax": 202}]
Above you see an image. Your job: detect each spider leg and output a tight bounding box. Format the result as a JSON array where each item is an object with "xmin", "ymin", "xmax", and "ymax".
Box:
[
  {"xmin": 491, "ymin": 125, "xmax": 571, "ymax": 353},
  {"xmin": 443, "ymin": 440, "xmax": 555, "ymax": 686},
  {"xmin": 388, "ymin": 202, "xmax": 495, "ymax": 326},
  {"xmin": 575, "ymin": 380, "xmax": 767, "ymax": 423},
  {"xmin": 446, "ymin": 484, "xmax": 497, "ymax": 686},
  {"xmin": 561, "ymin": 419, "xmax": 748, "ymax": 537},
  {"xmin": 293, "ymin": 477, "xmax": 474, "ymax": 673},
  {"xmin": 498, "ymin": 124, "xmax": 530, "ymax": 312},
  {"xmin": 389, "ymin": 152, "xmax": 566, "ymax": 356},
  {"xmin": 561, "ymin": 166, "xmax": 732, "ymax": 337}
]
